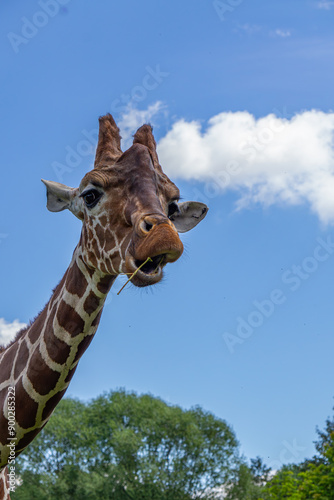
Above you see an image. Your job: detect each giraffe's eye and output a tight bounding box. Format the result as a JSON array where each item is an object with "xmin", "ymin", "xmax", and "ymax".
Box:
[
  {"xmin": 81, "ymin": 189, "xmax": 102, "ymax": 209},
  {"xmin": 168, "ymin": 201, "xmax": 180, "ymax": 219}
]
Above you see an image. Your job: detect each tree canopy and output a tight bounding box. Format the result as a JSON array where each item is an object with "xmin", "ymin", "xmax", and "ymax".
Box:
[
  {"xmin": 12, "ymin": 392, "xmax": 334, "ymax": 499},
  {"xmin": 13, "ymin": 390, "xmax": 240, "ymax": 500}
]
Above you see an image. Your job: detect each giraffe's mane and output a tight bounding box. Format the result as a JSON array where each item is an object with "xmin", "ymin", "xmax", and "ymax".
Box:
[{"xmin": 0, "ymin": 325, "xmax": 29, "ymax": 353}]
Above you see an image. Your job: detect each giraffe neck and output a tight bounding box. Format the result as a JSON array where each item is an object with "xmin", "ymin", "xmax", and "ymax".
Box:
[{"xmin": 0, "ymin": 244, "xmax": 115, "ymax": 468}]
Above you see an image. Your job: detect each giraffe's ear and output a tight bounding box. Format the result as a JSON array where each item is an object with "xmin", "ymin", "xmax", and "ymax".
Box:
[
  {"xmin": 169, "ymin": 202, "xmax": 209, "ymax": 233},
  {"xmin": 41, "ymin": 180, "xmax": 83, "ymax": 219}
]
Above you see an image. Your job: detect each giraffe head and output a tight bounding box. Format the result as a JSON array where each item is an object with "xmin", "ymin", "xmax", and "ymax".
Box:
[{"xmin": 42, "ymin": 114, "xmax": 208, "ymax": 287}]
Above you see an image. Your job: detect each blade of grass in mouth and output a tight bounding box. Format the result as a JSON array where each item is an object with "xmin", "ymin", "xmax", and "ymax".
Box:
[{"xmin": 117, "ymin": 257, "xmax": 153, "ymax": 295}]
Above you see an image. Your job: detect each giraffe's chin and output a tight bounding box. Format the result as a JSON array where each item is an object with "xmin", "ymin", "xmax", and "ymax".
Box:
[{"xmin": 125, "ymin": 254, "xmax": 164, "ymax": 287}]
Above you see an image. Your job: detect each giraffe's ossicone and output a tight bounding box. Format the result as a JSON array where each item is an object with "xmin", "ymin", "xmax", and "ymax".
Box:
[{"xmin": 0, "ymin": 114, "xmax": 208, "ymax": 499}]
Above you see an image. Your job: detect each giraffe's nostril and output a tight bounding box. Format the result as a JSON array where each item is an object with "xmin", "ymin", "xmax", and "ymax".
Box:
[
  {"xmin": 139, "ymin": 219, "xmax": 155, "ymax": 234},
  {"xmin": 144, "ymin": 221, "xmax": 153, "ymax": 232}
]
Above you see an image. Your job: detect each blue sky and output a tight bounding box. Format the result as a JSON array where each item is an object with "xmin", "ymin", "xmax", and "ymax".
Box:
[{"xmin": 1, "ymin": 0, "xmax": 334, "ymax": 470}]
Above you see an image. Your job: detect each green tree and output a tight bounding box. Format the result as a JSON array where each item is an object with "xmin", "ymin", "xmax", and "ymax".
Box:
[
  {"xmin": 263, "ymin": 410, "xmax": 334, "ymax": 500},
  {"xmin": 224, "ymin": 462, "xmax": 264, "ymax": 500},
  {"xmin": 262, "ymin": 465, "xmax": 302, "ymax": 500},
  {"xmin": 223, "ymin": 457, "xmax": 271, "ymax": 500},
  {"xmin": 13, "ymin": 390, "xmax": 240, "ymax": 500},
  {"xmin": 250, "ymin": 457, "xmax": 272, "ymax": 485}
]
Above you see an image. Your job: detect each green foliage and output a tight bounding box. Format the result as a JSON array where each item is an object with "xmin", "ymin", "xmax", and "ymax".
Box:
[
  {"xmin": 224, "ymin": 462, "xmax": 266, "ymax": 500},
  {"xmin": 262, "ymin": 412, "xmax": 334, "ymax": 500},
  {"xmin": 222, "ymin": 409, "xmax": 334, "ymax": 500},
  {"xmin": 250, "ymin": 457, "xmax": 272, "ymax": 485},
  {"xmin": 14, "ymin": 392, "xmax": 334, "ymax": 499},
  {"xmin": 12, "ymin": 390, "xmax": 240, "ymax": 500}
]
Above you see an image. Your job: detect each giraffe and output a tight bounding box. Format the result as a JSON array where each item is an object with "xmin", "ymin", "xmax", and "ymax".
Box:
[{"xmin": 0, "ymin": 114, "xmax": 208, "ymax": 498}]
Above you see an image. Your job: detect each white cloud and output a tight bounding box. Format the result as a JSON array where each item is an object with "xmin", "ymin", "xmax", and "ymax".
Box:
[
  {"xmin": 0, "ymin": 318, "xmax": 27, "ymax": 347},
  {"xmin": 274, "ymin": 29, "xmax": 291, "ymax": 38},
  {"xmin": 236, "ymin": 23, "xmax": 262, "ymax": 35},
  {"xmin": 157, "ymin": 109, "xmax": 334, "ymax": 224},
  {"xmin": 317, "ymin": 1, "xmax": 334, "ymax": 9},
  {"xmin": 235, "ymin": 25, "xmax": 291, "ymax": 38},
  {"xmin": 118, "ymin": 101, "xmax": 167, "ymax": 149}
]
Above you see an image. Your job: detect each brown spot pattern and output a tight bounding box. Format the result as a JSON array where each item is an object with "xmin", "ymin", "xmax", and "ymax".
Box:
[
  {"xmin": 100, "ymin": 215, "xmax": 107, "ymax": 227},
  {"xmin": 97, "ymin": 275, "xmax": 114, "ymax": 294},
  {"xmin": 28, "ymin": 308, "xmax": 47, "ymax": 344},
  {"xmin": 15, "ymin": 377, "xmax": 38, "ymax": 429},
  {"xmin": 66, "ymin": 260, "xmax": 87, "ymax": 298},
  {"xmin": 105, "ymin": 231, "xmax": 116, "ymax": 252},
  {"xmin": 100, "ymin": 262, "xmax": 108, "ymax": 274},
  {"xmin": 73, "ymin": 336, "xmax": 95, "ymax": 364},
  {"xmin": 26, "ymin": 348, "xmax": 60, "ymax": 395},
  {"xmin": 0, "ymin": 388, "xmax": 9, "ymax": 446},
  {"xmin": 13, "ymin": 342, "xmax": 29, "ymax": 380},
  {"xmin": 64, "ymin": 366, "xmax": 77, "ymax": 384},
  {"xmin": 56, "ymin": 301, "xmax": 85, "ymax": 337},
  {"xmin": 44, "ymin": 333, "xmax": 71, "ymax": 365},
  {"xmin": 16, "ymin": 427, "xmax": 44, "ymax": 452},
  {"xmin": 0, "ymin": 345, "xmax": 17, "ymax": 381},
  {"xmin": 95, "ymin": 223, "xmax": 104, "ymax": 243},
  {"xmin": 92, "ymin": 310, "xmax": 103, "ymax": 327},
  {"xmin": 83, "ymin": 291, "xmax": 100, "ymax": 315},
  {"xmin": 79, "ymin": 255, "xmax": 95, "ymax": 277},
  {"xmin": 42, "ymin": 389, "xmax": 67, "ymax": 421}
]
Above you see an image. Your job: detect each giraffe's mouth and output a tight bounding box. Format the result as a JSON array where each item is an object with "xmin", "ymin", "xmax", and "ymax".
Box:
[
  {"xmin": 135, "ymin": 254, "xmax": 166, "ymax": 274},
  {"xmin": 125, "ymin": 254, "xmax": 167, "ymax": 287}
]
